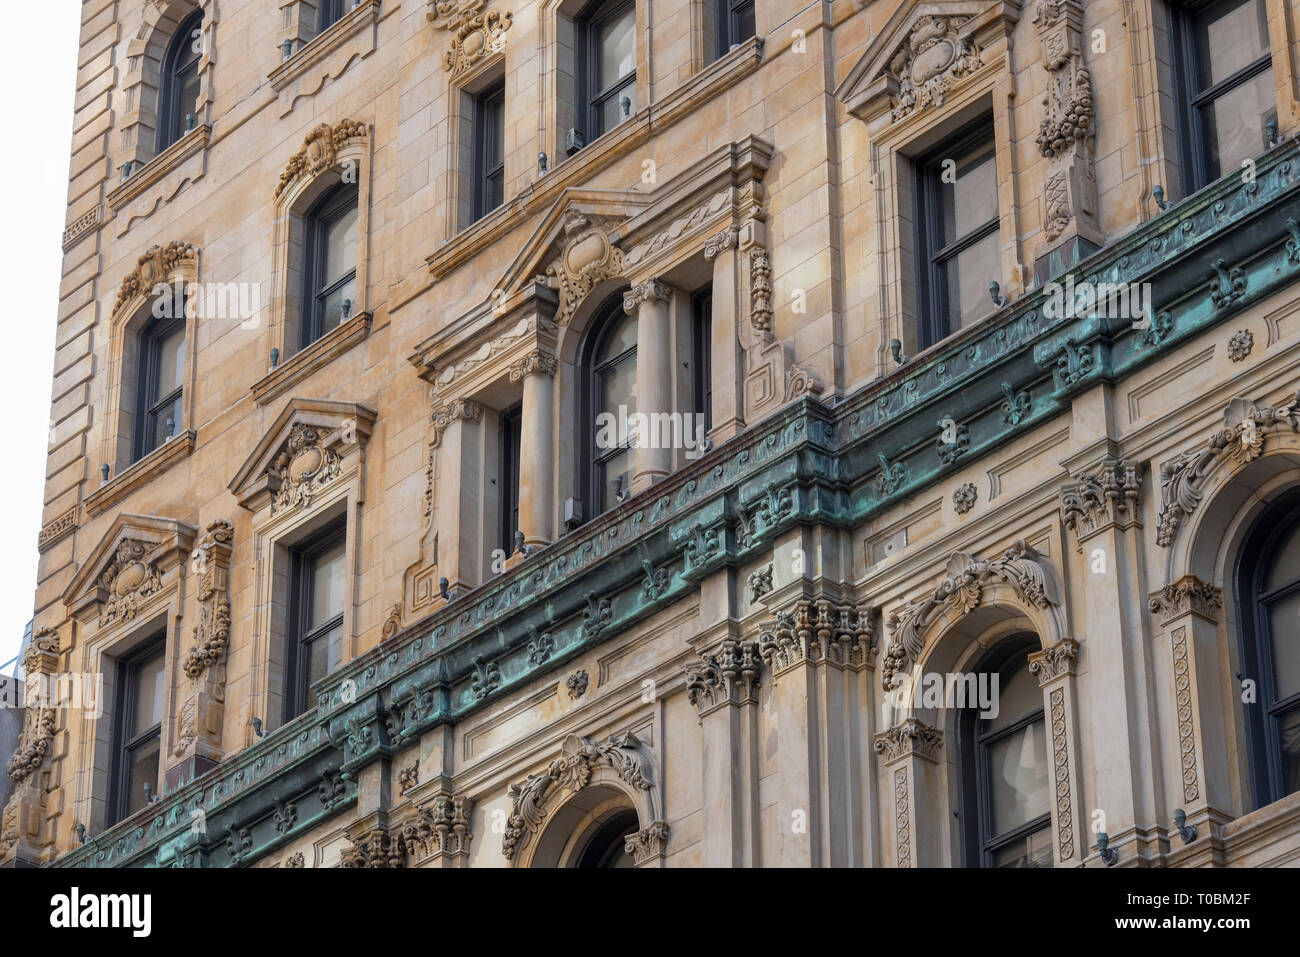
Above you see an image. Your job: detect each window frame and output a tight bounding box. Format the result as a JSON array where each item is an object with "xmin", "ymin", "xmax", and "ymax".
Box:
[
  {"xmin": 283, "ymin": 522, "xmax": 347, "ymax": 723},
  {"xmin": 1235, "ymin": 492, "xmax": 1300, "ymax": 809},
  {"xmin": 133, "ymin": 312, "xmax": 186, "ymax": 463},
  {"xmin": 499, "ymin": 401, "xmax": 523, "ymax": 553},
  {"xmin": 1170, "ymin": 0, "xmax": 1276, "ymax": 192},
  {"xmin": 473, "ymin": 78, "xmax": 507, "ymax": 222},
  {"xmin": 691, "ymin": 286, "xmax": 713, "ymax": 434},
  {"xmin": 156, "ymin": 10, "xmax": 204, "ymax": 154},
  {"xmin": 108, "ymin": 637, "xmax": 166, "ymax": 827},
  {"xmin": 578, "ymin": 0, "xmax": 637, "ymax": 143},
  {"xmin": 317, "ymin": 0, "xmax": 346, "ymax": 35},
  {"xmin": 578, "ymin": 291, "xmax": 637, "ymax": 518},
  {"xmin": 300, "ymin": 182, "xmax": 360, "ymax": 350},
  {"xmin": 913, "ymin": 120, "xmax": 1000, "ymax": 351},
  {"xmin": 715, "ymin": 0, "xmax": 756, "ymax": 58}
]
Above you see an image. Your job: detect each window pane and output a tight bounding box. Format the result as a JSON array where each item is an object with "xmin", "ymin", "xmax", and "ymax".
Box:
[
  {"xmin": 1267, "ymin": 589, "xmax": 1300, "ymax": 701},
  {"xmin": 177, "ymin": 63, "xmax": 200, "ymax": 132},
  {"xmin": 303, "ymin": 624, "xmax": 340, "ymax": 711},
  {"xmin": 732, "ymin": 1, "xmax": 756, "ymax": 45},
  {"xmin": 1279, "ymin": 707, "xmax": 1300, "ymax": 795},
  {"xmin": 986, "ymin": 718, "xmax": 1050, "ymax": 837},
  {"xmin": 599, "ymin": 313, "xmax": 638, "ymax": 362},
  {"xmin": 598, "ymin": 448, "xmax": 633, "ymax": 510},
  {"xmin": 133, "ymin": 651, "xmax": 166, "ymax": 734},
  {"xmin": 319, "ymin": 276, "xmax": 356, "ymax": 335},
  {"xmin": 941, "ymin": 229, "xmax": 1000, "ymax": 331},
  {"xmin": 149, "ymin": 395, "xmax": 182, "ymax": 449},
  {"xmin": 941, "ymin": 148, "xmax": 998, "ymax": 245},
  {"xmin": 598, "ymin": 8, "xmax": 636, "ymax": 90},
  {"xmin": 1202, "ymin": 68, "xmax": 1276, "ymax": 176},
  {"xmin": 984, "ymin": 656, "xmax": 1041, "ymax": 733},
  {"xmin": 124, "ymin": 737, "xmax": 161, "ymax": 818},
  {"xmin": 156, "ymin": 326, "xmax": 186, "ymax": 398},
  {"xmin": 600, "ymin": 354, "xmax": 637, "ymax": 423},
  {"xmin": 324, "ymin": 202, "xmax": 359, "ymax": 287},
  {"xmin": 1195, "ymin": 0, "xmax": 1270, "ymax": 89},
  {"xmin": 309, "ymin": 540, "xmax": 346, "ymax": 628},
  {"xmin": 1264, "ymin": 521, "xmax": 1300, "ymax": 593},
  {"xmin": 990, "ymin": 824, "xmax": 1053, "ymax": 868}
]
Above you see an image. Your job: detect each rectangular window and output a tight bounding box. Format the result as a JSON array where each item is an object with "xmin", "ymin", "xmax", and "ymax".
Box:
[
  {"xmin": 499, "ymin": 402, "xmax": 523, "ymax": 553},
  {"xmin": 474, "ymin": 80, "xmax": 507, "ymax": 221},
  {"xmin": 284, "ymin": 523, "xmax": 346, "ymax": 721},
  {"xmin": 134, "ymin": 314, "xmax": 186, "ymax": 462},
  {"xmin": 109, "ymin": 638, "xmax": 166, "ymax": 825},
  {"xmin": 692, "ymin": 286, "xmax": 713, "ymax": 433},
  {"xmin": 915, "ymin": 122, "xmax": 1000, "ymax": 349},
  {"xmin": 317, "ymin": 0, "xmax": 345, "ymax": 34},
  {"xmin": 580, "ymin": 0, "xmax": 637, "ymax": 143},
  {"xmin": 301, "ymin": 184, "xmax": 360, "ymax": 349},
  {"xmin": 1172, "ymin": 0, "xmax": 1276, "ymax": 192},
  {"xmin": 716, "ymin": 0, "xmax": 756, "ymax": 57}
]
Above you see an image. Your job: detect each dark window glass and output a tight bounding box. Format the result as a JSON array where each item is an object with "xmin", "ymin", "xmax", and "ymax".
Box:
[
  {"xmin": 692, "ymin": 287, "xmax": 713, "ymax": 433},
  {"xmin": 1173, "ymin": 0, "xmax": 1276, "ymax": 190},
  {"xmin": 474, "ymin": 80, "xmax": 507, "ymax": 221},
  {"xmin": 134, "ymin": 313, "xmax": 185, "ymax": 462},
  {"xmin": 110, "ymin": 639, "xmax": 165, "ymax": 825},
  {"xmin": 576, "ymin": 810, "xmax": 639, "ymax": 868},
  {"xmin": 499, "ymin": 402, "xmax": 523, "ymax": 553},
  {"xmin": 916, "ymin": 123, "xmax": 1000, "ymax": 349},
  {"xmin": 959, "ymin": 640, "xmax": 1053, "ymax": 867},
  {"xmin": 1237, "ymin": 494, "xmax": 1300, "ymax": 806},
  {"xmin": 580, "ymin": 294, "xmax": 637, "ymax": 517},
  {"xmin": 285, "ymin": 524, "xmax": 346, "ymax": 721},
  {"xmin": 317, "ymin": 0, "xmax": 345, "ymax": 34},
  {"xmin": 716, "ymin": 0, "xmax": 756, "ymax": 57},
  {"xmin": 301, "ymin": 183, "xmax": 359, "ymax": 348},
  {"xmin": 157, "ymin": 11, "xmax": 203, "ymax": 153},
  {"xmin": 579, "ymin": 0, "xmax": 636, "ymax": 143}
]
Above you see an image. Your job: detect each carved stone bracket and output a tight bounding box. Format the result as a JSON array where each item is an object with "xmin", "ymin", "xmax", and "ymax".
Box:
[
  {"xmin": 1059, "ymin": 457, "xmax": 1142, "ymax": 548},
  {"xmin": 1156, "ymin": 393, "xmax": 1299, "ymax": 547},
  {"xmin": 685, "ymin": 638, "xmax": 761, "ymax": 718},
  {"xmin": 756, "ymin": 600, "xmax": 877, "ymax": 678},
  {"xmin": 182, "ymin": 520, "xmax": 234, "ymax": 680},
  {"xmin": 882, "ymin": 541, "xmax": 1061, "ymax": 691}
]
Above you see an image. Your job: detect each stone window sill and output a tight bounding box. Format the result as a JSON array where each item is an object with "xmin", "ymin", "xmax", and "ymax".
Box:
[
  {"xmin": 85, "ymin": 430, "xmax": 196, "ymax": 518},
  {"xmin": 252, "ymin": 312, "xmax": 373, "ymax": 406},
  {"xmin": 107, "ymin": 125, "xmax": 210, "ymax": 213},
  {"xmin": 270, "ymin": 0, "xmax": 382, "ymax": 94}
]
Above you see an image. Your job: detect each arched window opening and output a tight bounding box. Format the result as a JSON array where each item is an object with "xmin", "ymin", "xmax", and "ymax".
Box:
[
  {"xmin": 579, "ymin": 292, "xmax": 637, "ymax": 517},
  {"xmin": 575, "ymin": 808, "xmax": 639, "ymax": 868},
  {"xmin": 157, "ymin": 11, "xmax": 204, "ymax": 153}
]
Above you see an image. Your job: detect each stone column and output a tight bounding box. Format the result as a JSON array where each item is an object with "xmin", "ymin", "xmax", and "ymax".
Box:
[
  {"xmin": 704, "ymin": 227, "xmax": 744, "ymax": 443},
  {"xmin": 873, "ymin": 718, "xmax": 943, "ymax": 867},
  {"xmin": 431, "ymin": 398, "xmax": 484, "ymax": 593},
  {"xmin": 509, "ymin": 351, "xmax": 557, "ymax": 548},
  {"xmin": 624, "ymin": 279, "xmax": 673, "ymax": 493},
  {"xmin": 1028, "ymin": 637, "xmax": 1085, "ymax": 867}
]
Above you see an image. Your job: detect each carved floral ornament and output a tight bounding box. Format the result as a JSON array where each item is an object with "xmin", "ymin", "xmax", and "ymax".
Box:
[
  {"xmin": 182, "ymin": 519, "xmax": 234, "ymax": 679},
  {"xmin": 274, "ymin": 120, "xmax": 368, "ymax": 201},
  {"xmin": 99, "ymin": 539, "xmax": 164, "ymax": 628},
  {"xmin": 888, "ymin": 15, "xmax": 983, "ymax": 122},
  {"xmin": 428, "ymin": 0, "xmax": 513, "ymax": 78},
  {"xmin": 502, "ymin": 732, "xmax": 665, "ymax": 863},
  {"xmin": 340, "ymin": 794, "xmax": 474, "ymax": 867},
  {"xmin": 268, "ymin": 424, "xmax": 343, "ymax": 515},
  {"xmin": 874, "ymin": 717, "xmax": 943, "ymax": 763},
  {"xmin": 1059, "ymin": 457, "xmax": 1142, "ymax": 546},
  {"xmin": 1155, "ymin": 394, "xmax": 1300, "ymax": 548},
  {"xmin": 6, "ymin": 630, "xmax": 59, "ymax": 786},
  {"xmin": 539, "ymin": 211, "xmax": 626, "ymax": 327},
  {"xmin": 756, "ymin": 600, "xmax": 877, "ymax": 676},
  {"xmin": 113, "ymin": 241, "xmax": 199, "ymax": 318},
  {"xmin": 881, "ymin": 541, "xmax": 1062, "ymax": 692}
]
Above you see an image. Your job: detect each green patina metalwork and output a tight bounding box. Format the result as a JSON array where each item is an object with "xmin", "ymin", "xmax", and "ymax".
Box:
[{"xmin": 55, "ymin": 139, "xmax": 1300, "ymax": 868}]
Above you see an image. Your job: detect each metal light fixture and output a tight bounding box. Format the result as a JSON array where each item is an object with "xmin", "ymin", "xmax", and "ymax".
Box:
[
  {"xmin": 251, "ymin": 717, "xmax": 267, "ymax": 738},
  {"xmin": 1096, "ymin": 831, "xmax": 1119, "ymax": 865},
  {"xmin": 439, "ymin": 577, "xmax": 457, "ymax": 601},
  {"xmin": 889, "ymin": 338, "xmax": 909, "ymax": 366},
  {"xmin": 1152, "ymin": 185, "xmax": 1172, "ymax": 211},
  {"xmin": 620, "ymin": 96, "xmax": 632, "ymax": 120},
  {"xmin": 538, "ymin": 152, "xmax": 548, "ymax": 175},
  {"xmin": 100, "ymin": 463, "xmax": 110, "ymax": 485},
  {"xmin": 1173, "ymin": 808, "xmax": 1198, "ymax": 845},
  {"xmin": 269, "ymin": 347, "xmax": 279, "ymax": 370},
  {"xmin": 989, "ymin": 281, "xmax": 1008, "ymax": 307},
  {"xmin": 342, "ymin": 298, "xmax": 352, "ymax": 320}
]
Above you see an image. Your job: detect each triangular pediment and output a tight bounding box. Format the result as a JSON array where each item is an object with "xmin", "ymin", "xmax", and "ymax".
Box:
[
  {"xmin": 836, "ymin": 0, "xmax": 1020, "ymax": 123},
  {"xmin": 228, "ymin": 397, "xmax": 377, "ymax": 511},
  {"xmin": 63, "ymin": 514, "xmax": 196, "ymax": 617}
]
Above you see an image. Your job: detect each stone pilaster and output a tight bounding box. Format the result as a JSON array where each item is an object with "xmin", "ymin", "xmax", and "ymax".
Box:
[
  {"xmin": 704, "ymin": 227, "xmax": 744, "ymax": 442},
  {"xmin": 1028, "ymin": 637, "xmax": 1084, "ymax": 866},
  {"xmin": 430, "ymin": 397, "xmax": 484, "ymax": 592},
  {"xmin": 623, "ymin": 279, "xmax": 673, "ymax": 492},
  {"xmin": 873, "ymin": 719, "xmax": 943, "ymax": 868},
  {"xmin": 509, "ymin": 351, "xmax": 557, "ymax": 548}
]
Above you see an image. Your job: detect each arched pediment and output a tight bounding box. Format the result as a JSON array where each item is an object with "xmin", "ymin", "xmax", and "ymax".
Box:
[
  {"xmin": 227, "ymin": 397, "xmax": 376, "ymax": 513},
  {"xmin": 835, "ymin": 0, "xmax": 1021, "ymax": 124},
  {"xmin": 112, "ymin": 241, "xmax": 200, "ymax": 327},
  {"xmin": 63, "ymin": 514, "xmax": 196, "ymax": 624}
]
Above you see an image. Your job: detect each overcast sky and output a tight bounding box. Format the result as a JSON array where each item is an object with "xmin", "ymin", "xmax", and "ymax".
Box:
[{"xmin": 0, "ymin": 4, "xmax": 82, "ymax": 672}]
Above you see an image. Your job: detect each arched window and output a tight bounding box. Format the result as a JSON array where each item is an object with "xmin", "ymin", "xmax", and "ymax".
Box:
[
  {"xmin": 133, "ymin": 312, "xmax": 186, "ymax": 462},
  {"xmin": 1236, "ymin": 493, "xmax": 1300, "ymax": 807},
  {"xmin": 958, "ymin": 637, "xmax": 1053, "ymax": 867},
  {"xmin": 575, "ymin": 808, "xmax": 638, "ymax": 868},
  {"xmin": 301, "ymin": 182, "xmax": 359, "ymax": 348},
  {"xmin": 157, "ymin": 11, "xmax": 203, "ymax": 153},
  {"xmin": 580, "ymin": 293, "xmax": 637, "ymax": 517}
]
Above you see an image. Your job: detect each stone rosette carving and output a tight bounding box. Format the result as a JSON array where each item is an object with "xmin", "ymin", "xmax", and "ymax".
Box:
[
  {"xmin": 685, "ymin": 638, "xmax": 761, "ymax": 716},
  {"xmin": 888, "ymin": 16, "xmax": 982, "ymax": 121},
  {"xmin": 1227, "ymin": 329, "xmax": 1254, "ymax": 362},
  {"xmin": 274, "ymin": 120, "xmax": 367, "ymax": 201},
  {"xmin": 1171, "ymin": 626, "xmax": 1200, "ymax": 803},
  {"xmin": 892, "ymin": 767, "xmax": 911, "ymax": 867},
  {"xmin": 1059, "ymin": 457, "xmax": 1142, "ymax": 546},
  {"xmin": 182, "ymin": 520, "xmax": 234, "ymax": 679},
  {"xmin": 398, "ymin": 764, "xmax": 419, "ymax": 794},
  {"xmin": 565, "ymin": 670, "xmax": 588, "ymax": 699},
  {"xmin": 1155, "ymin": 394, "xmax": 1299, "ymax": 547},
  {"xmin": 953, "ymin": 482, "xmax": 977, "ymax": 514},
  {"xmin": 502, "ymin": 732, "xmax": 654, "ymax": 862},
  {"xmin": 1028, "ymin": 637, "xmax": 1079, "ymax": 684},
  {"xmin": 882, "ymin": 541, "xmax": 1060, "ymax": 691},
  {"xmin": 542, "ymin": 212, "xmax": 626, "ymax": 326},
  {"xmin": 269, "ymin": 424, "xmax": 342, "ymax": 515},
  {"xmin": 113, "ymin": 241, "xmax": 199, "ymax": 317},
  {"xmin": 746, "ymin": 563, "xmax": 773, "ymax": 602},
  {"xmin": 1048, "ymin": 687, "xmax": 1076, "ymax": 860},
  {"xmin": 756, "ymin": 600, "xmax": 876, "ymax": 676},
  {"xmin": 1148, "ymin": 575, "xmax": 1223, "ymax": 625},
  {"xmin": 99, "ymin": 539, "xmax": 164, "ymax": 628},
  {"xmin": 873, "ymin": 718, "xmax": 943, "ymax": 763}
]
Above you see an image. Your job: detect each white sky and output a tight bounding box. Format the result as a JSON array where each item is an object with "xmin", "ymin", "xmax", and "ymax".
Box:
[{"xmin": 0, "ymin": 4, "xmax": 82, "ymax": 672}]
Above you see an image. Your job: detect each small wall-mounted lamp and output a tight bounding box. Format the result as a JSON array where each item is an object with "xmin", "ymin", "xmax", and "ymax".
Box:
[
  {"xmin": 1096, "ymin": 832, "xmax": 1119, "ymax": 866},
  {"xmin": 1173, "ymin": 808, "xmax": 1198, "ymax": 845}
]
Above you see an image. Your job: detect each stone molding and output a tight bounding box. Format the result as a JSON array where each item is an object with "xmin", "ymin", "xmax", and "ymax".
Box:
[{"xmin": 274, "ymin": 119, "xmax": 368, "ymax": 202}]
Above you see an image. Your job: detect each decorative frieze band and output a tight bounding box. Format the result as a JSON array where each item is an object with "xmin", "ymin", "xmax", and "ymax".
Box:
[{"xmin": 38, "ymin": 507, "xmax": 79, "ymax": 553}]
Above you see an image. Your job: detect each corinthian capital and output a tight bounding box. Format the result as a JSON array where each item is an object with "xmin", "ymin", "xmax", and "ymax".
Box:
[
  {"xmin": 623, "ymin": 279, "xmax": 671, "ymax": 314},
  {"xmin": 508, "ymin": 350, "xmax": 558, "ymax": 382}
]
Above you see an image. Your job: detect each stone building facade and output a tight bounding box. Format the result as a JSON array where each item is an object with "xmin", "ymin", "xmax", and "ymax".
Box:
[{"xmin": 5, "ymin": 0, "xmax": 1300, "ymax": 868}]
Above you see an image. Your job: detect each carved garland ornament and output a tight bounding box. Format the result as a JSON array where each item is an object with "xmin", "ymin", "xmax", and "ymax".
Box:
[
  {"xmin": 888, "ymin": 16, "xmax": 982, "ymax": 122},
  {"xmin": 1155, "ymin": 394, "xmax": 1299, "ymax": 547},
  {"xmin": 881, "ymin": 541, "xmax": 1061, "ymax": 692},
  {"xmin": 502, "ymin": 732, "xmax": 659, "ymax": 861},
  {"xmin": 100, "ymin": 539, "xmax": 164, "ymax": 628},
  {"xmin": 274, "ymin": 120, "xmax": 367, "ymax": 201},
  {"xmin": 113, "ymin": 241, "xmax": 199, "ymax": 317},
  {"xmin": 182, "ymin": 519, "xmax": 234, "ymax": 679},
  {"xmin": 5, "ymin": 708, "xmax": 57, "ymax": 785},
  {"xmin": 443, "ymin": 11, "xmax": 512, "ymax": 76},
  {"xmin": 269, "ymin": 424, "xmax": 343, "ymax": 515}
]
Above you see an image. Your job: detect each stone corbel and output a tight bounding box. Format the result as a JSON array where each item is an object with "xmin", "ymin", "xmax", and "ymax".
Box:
[
  {"xmin": 393, "ymin": 787, "xmax": 474, "ymax": 867},
  {"xmin": 1059, "ymin": 457, "xmax": 1143, "ymax": 550},
  {"xmin": 873, "ymin": 718, "xmax": 942, "ymax": 868},
  {"xmin": 1028, "ymin": 637, "xmax": 1084, "ymax": 865},
  {"xmin": 756, "ymin": 600, "xmax": 877, "ymax": 679},
  {"xmin": 685, "ymin": 637, "xmax": 761, "ymax": 720}
]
